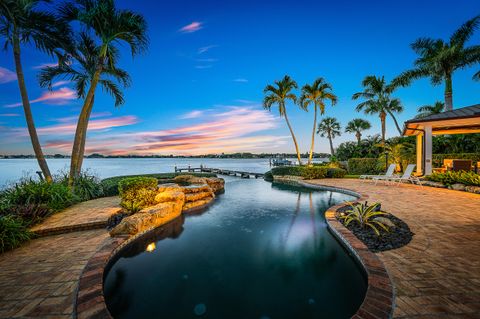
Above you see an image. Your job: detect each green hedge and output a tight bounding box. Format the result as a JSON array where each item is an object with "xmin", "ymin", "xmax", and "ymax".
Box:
[
  {"xmin": 347, "ymin": 158, "xmax": 382, "ymax": 175},
  {"xmin": 426, "ymin": 171, "xmax": 480, "ymax": 186},
  {"xmin": 118, "ymin": 177, "xmax": 158, "ymax": 213},
  {"xmin": 0, "ymin": 215, "xmax": 32, "ymax": 253},
  {"xmin": 101, "ymin": 172, "xmax": 216, "ymax": 196},
  {"xmin": 432, "ymin": 153, "xmax": 480, "ymax": 167},
  {"xmin": 265, "ymin": 166, "xmax": 347, "ymax": 180}
]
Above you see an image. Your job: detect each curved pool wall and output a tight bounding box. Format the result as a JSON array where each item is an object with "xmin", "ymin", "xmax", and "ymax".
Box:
[{"xmin": 102, "ymin": 178, "xmax": 368, "ymax": 319}]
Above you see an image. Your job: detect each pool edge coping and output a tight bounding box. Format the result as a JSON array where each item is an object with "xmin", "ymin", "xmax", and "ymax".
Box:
[
  {"xmin": 74, "ymin": 180, "xmax": 395, "ymax": 319},
  {"xmin": 299, "ymin": 180, "xmax": 395, "ymax": 319}
]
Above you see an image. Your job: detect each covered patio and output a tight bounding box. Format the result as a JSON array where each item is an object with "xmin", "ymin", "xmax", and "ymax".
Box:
[{"xmin": 403, "ymin": 104, "xmax": 480, "ymax": 175}]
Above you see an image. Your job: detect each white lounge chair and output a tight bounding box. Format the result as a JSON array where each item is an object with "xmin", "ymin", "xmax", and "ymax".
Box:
[
  {"xmin": 360, "ymin": 164, "xmax": 396, "ymax": 182},
  {"xmin": 385, "ymin": 164, "xmax": 422, "ymax": 186}
]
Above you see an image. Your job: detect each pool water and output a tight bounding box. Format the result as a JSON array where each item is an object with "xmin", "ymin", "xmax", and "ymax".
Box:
[{"xmin": 104, "ymin": 178, "xmax": 367, "ymax": 319}]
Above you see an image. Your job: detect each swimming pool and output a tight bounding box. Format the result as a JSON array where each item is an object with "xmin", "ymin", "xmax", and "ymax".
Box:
[{"xmin": 104, "ymin": 178, "xmax": 367, "ymax": 318}]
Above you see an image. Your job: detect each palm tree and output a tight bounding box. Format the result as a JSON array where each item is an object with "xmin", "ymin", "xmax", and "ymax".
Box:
[
  {"xmin": 352, "ymin": 75, "xmax": 404, "ymax": 145},
  {"xmin": 317, "ymin": 117, "xmax": 341, "ymax": 156},
  {"xmin": 345, "ymin": 118, "xmax": 371, "ymax": 144},
  {"xmin": 299, "ymin": 78, "xmax": 337, "ymax": 165},
  {"xmin": 0, "ymin": 0, "xmax": 71, "ymax": 182},
  {"xmin": 393, "ymin": 15, "xmax": 480, "ymax": 111},
  {"xmin": 59, "ymin": 0, "xmax": 148, "ymax": 185},
  {"xmin": 263, "ymin": 75, "xmax": 303, "ymax": 164},
  {"xmin": 415, "ymin": 101, "xmax": 445, "ymax": 118},
  {"xmin": 39, "ymin": 32, "xmax": 131, "ymax": 170}
]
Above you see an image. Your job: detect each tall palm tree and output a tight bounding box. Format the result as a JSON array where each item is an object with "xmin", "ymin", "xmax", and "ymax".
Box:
[
  {"xmin": 415, "ymin": 101, "xmax": 445, "ymax": 118},
  {"xmin": 352, "ymin": 75, "xmax": 404, "ymax": 145},
  {"xmin": 393, "ymin": 15, "xmax": 480, "ymax": 111},
  {"xmin": 59, "ymin": 0, "xmax": 148, "ymax": 185},
  {"xmin": 317, "ymin": 117, "xmax": 341, "ymax": 156},
  {"xmin": 345, "ymin": 118, "xmax": 371, "ymax": 144},
  {"xmin": 263, "ymin": 75, "xmax": 303, "ymax": 164},
  {"xmin": 39, "ymin": 32, "xmax": 131, "ymax": 170},
  {"xmin": 299, "ymin": 78, "xmax": 337, "ymax": 165},
  {"xmin": 0, "ymin": 0, "xmax": 71, "ymax": 182}
]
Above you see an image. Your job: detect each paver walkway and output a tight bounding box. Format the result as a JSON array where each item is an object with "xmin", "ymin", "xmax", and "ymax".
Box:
[
  {"xmin": 0, "ymin": 183, "xmax": 479, "ymax": 318},
  {"xmin": 306, "ymin": 179, "xmax": 480, "ymax": 319},
  {"xmin": 30, "ymin": 196, "xmax": 120, "ymax": 236}
]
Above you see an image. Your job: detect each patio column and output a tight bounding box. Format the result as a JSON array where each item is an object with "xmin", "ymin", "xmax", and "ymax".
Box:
[
  {"xmin": 424, "ymin": 125, "xmax": 433, "ymax": 175},
  {"xmin": 416, "ymin": 133, "xmax": 423, "ymax": 175}
]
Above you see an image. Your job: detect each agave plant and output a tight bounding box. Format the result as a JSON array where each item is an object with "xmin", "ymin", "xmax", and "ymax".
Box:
[{"xmin": 339, "ymin": 201, "xmax": 392, "ymax": 236}]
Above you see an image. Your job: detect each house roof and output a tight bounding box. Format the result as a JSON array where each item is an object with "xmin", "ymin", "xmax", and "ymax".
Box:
[{"xmin": 403, "ymin": 104, "xmax": 480, "ymax": 136}]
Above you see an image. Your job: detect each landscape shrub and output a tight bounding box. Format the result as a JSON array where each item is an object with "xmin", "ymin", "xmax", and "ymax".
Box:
[
  {"xmin": 432, "ymin": 153, "xmax": 480, "ymax": 168},
  {"xmin": 0, "ymin": 178, "xmax": 76, "ymax": 214},
  {"xmin": 58, "ymin": 172, "xmax": 104, "ymax": 201},
  {"xmin": 7, "ymin": 204, "xmax": 51, "ymax": 226},
  {"xmin": 426, "ymin": 171, "xmax": 480, "ymax": 186},
  {"xmin": 102, "ymin": 172, "xmax": 216, "ymax": 196},
  {"xmin": 118, "ymin": 177, "xmax": 158, "ymax": 212},
  {"xmin": 347, "ymin": 158, "xmax": 382, "ymax": 175},
  {"xmin": 0, "ymin": 215, "xmax": 31, "ymax": 253},
  {"xmin": 326, "ymin": 168, "xmax": 347, "ymax": 178},
  {"xmin": 301, "ymin": 167, "xmax": 327, "ymax": 179},
  {"xmin": 339, "ymin": 202, "xmax": 391, "ymax": 236},
  {"xmin": 269, "ymin": 166, "xmax": 304, "ymax": 177}
]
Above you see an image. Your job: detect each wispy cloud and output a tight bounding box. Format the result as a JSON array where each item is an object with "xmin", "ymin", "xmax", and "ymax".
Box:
[
  {"xmin": 42, "ymin": 106, "xmax": 284, "ymax": 155},
  {"xmin": 179, "ymin": 110, "xmax": 204, "ymax": 119},
  {"xmin": 195, "ymin": 65, "xmax": 212, "ymax": 69},
  {"xmin": 196, "ymin": 58, "xmax": 218, "ymax": 63},
  {"xmin": 37, "ymin": 115, "xmax": 138, "ymax": 135},
  {"xmin": 0, "ymin": 67, "xmax": 17, "ymax": 84},
  {"xmin": 233, "ymin": 78, "xmax": 248, "ymax": 83},
  {"xmin": 197, "ymin": 45, "xmax": 218, "ymax": 54},
  {"xmin": 4, "ymin": 87, "xmax": 77, "ymax": 108},
  {"xmin": 179, "ymin": 21, "xmax": 203, "ymax": 33},
  {"xmin": 32, "ymin": 62, "xmax": 58, "ymax": 70},
  {"xmin": 53, "ymin": 111, "xmax": 112, "ymax": 123},
  {"xmin": 51, "ymin": 80, "xmax": 71, "ymax": 88},
  {"xmin": 0, "ymin": 113, "xmax": 20, "ymax": 117}
]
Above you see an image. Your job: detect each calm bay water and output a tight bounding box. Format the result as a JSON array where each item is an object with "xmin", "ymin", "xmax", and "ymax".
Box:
[{"xmin": 0, "ymin": 158, "xmax": 278, "ymax": 187}]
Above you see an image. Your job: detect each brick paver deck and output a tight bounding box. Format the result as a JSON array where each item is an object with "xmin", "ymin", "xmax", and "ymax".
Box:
[
  {"xmin": 30, "ymin": 196, "xmax": 121, "ymax": 236},
  {"xmin": 0, "ymin": 182, "xmax": 479, "ymax": 318},
  {"xmin": 306, "ymin": 179, "xmax": 480, "ymax": 319}
]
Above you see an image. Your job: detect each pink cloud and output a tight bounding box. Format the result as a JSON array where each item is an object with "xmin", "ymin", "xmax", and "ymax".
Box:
[
  {"xmin": 54, "ymin": 111, "xmax": 112, "ymax": 123},
  {"xmin": 4, "ymin": 87, "xmax": 77, "ymax": 108},
  {"xmin": 51, "ymin": 80, "xmax": 71, "ymax": 88},
  {"xmin": 37, "ymin": 115, "xmax": 138, "ymax": 135},
  {"xmin": 179, "ymin": 21, "xmax": 203, "ymax": 33},
  {"xmin": 0, "ymin": 67, "xmax": 17, "ymax": 84},
  {"xmin": 0, "ymin": 113, "xmax": 20, "ymax": 117}
]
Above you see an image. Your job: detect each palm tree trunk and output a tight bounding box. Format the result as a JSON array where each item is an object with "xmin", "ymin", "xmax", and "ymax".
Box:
[
  {"xmin": 69, "ymin": 69, "xmax": 101, "ymax": 185},
  {"xmin": 328, "ymin": 132, "xmax": 335, "ymax": 155},
  {"xmin": 12, "ymin": 33, "xmax": 52, "ymax": 183},
  {"xmin": 387, "ymin": 110, "xmax": 403, "ymax": 135},
  {"xmin": 308, "ymin": 104, "xmax": 318, "ymax": 165},
  {"xmin": 380, "ymin": 111, "xmax": 386, "ymax": 146},
  {"xmin": 444, "ymin": 75, "xmax": 453, "ymax": 111},
  {"xmin": 284, "ymin": 111, "xmax": 302, "ymax": 165},
  {"xmin": 76, "ymin": 97, "xmax": 94, "ymax": 173},
  {"xmin": 355, "ymin": 132, "xmax": 361, "ymax": 145}
]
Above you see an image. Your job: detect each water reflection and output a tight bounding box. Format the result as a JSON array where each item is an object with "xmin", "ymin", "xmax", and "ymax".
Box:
[{"xmin": 104, "ymin": 179, "xmax": 366, "ymax": 319}]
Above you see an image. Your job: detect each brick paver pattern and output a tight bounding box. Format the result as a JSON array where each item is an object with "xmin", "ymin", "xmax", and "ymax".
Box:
[
  {"xmin": 307, "ymin": 179, "xmax": 480, "ymax": 319},
  {"xmin": 0, "ymin": 182, "xmax": 479, "ymax": 318}
]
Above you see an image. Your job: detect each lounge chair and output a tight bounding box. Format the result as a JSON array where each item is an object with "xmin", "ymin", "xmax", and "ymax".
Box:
[
  {"xmin": 360, "ymin": 164, "xmax": 396, "ymax": 182},
  {"xmin": 385, "ymin": 164, "xmax": 422, "ymax": 186}
]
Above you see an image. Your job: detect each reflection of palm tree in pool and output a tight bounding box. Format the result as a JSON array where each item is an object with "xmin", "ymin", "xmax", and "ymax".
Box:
[
  {"xmin": 309, "ymin": 193, "xmax": 318, "ymax": 242},
  {"xmin": 282, "ymin": 192, "xmax": 302, "ymax": 248},
  {"xmin": 328, "ymin": 192, "xmax": 333, "ymax": 207}
]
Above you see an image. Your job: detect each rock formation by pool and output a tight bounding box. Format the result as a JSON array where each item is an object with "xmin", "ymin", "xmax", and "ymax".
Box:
[{"xmin": 110, "ymin": 175, "xmax": 224, "ymax": 237}]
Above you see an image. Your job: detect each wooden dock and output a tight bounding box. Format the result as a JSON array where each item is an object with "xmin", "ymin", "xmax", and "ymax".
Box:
[{"xmin": 174, "ymin": 165, "xmax": 264, "ymax": 179}]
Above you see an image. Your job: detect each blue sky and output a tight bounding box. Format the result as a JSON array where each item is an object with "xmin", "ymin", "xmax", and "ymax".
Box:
[{"xmin": 1, "ymin": 0, "xmax": 479, "ymax": 155}]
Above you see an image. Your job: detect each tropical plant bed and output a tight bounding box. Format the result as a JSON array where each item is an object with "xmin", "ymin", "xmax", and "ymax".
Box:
[{"xmin": 335, "ymin": 204, "xmax": 414, "ymax": 253}]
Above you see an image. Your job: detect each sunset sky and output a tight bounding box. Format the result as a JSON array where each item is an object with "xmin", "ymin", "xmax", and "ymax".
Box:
[{"xmin": 1, "ymin": 0, "xmax": 479, "ymax": 155}]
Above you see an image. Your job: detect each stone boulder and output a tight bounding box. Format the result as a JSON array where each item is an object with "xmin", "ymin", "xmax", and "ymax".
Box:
[
  {"xmin": 465, "ymin": 186, "xmax": 480, "ymax": 194},
  {"xmin": 110, "ymin": 201, "xmax": 182, "ymax": 237},
  {"xmin": 182, "ymin": 198, "xmax": 214, "ymax": 212},
  {"xmin": 182, "ymin": 184, "xmax": 213, "ymax": 194},
  {"xmin": 155, "ymin": 190, "xmax": 185, "ymax": 204},
  {"xmin": 204, "ymin": 177, "xmax": 225, "ymax": 194},
  {"xmin": 173, "ymin": 175, "xmax": 225, "ymax": 194},
  {"xmin": 449, "ymin": 183, "xmax": 466, "ymax": 191},
  {"xmin": 422, "ymin": 181, "xmax": 447, "ymax": 188},
  {"xmin": 185, "ymin": 191, "xmax": 214, "ymax": 203}
]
